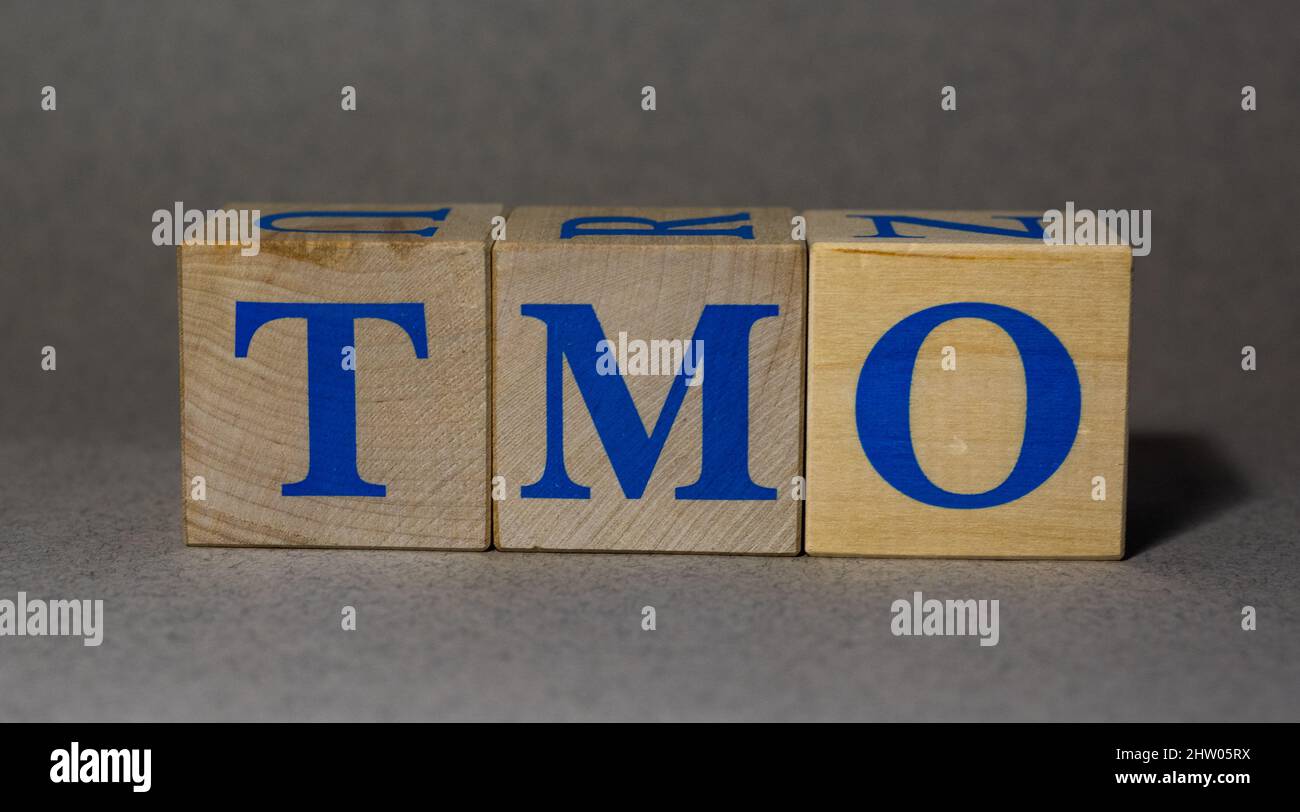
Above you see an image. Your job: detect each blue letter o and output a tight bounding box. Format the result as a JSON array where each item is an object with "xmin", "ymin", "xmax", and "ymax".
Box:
[{"xmin": 855, "ymin": 302, "xmax": 1081, "ymax": 509}]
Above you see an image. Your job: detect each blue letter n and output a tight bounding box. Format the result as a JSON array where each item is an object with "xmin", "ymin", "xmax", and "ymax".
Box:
[
  {"xmin": 519, "ymin": 303, "xmax": 778, "ymax": 501},
  {"xmin": 849, "ymin": 214, "xmax": 1044, "ymax": 240}
]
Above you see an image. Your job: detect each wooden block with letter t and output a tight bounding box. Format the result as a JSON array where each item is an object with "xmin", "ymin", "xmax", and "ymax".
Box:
[
  {"xmin": 803, "ymin": 211, "xmax": 1131, "ymax": 558},
  {"xmin": 492, "ymin": 207, "xmax": 805, "ymax": 554},
  {"xmin": 179, "ymin": 203, "xmax": 500, "ymax": 549}
]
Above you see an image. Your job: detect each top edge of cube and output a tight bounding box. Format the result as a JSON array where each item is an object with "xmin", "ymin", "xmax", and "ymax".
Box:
[
  {"xmin": 501, "ymin": 206, "xmax": 798, "ymax": 246},
  {"xmin": 220, "ymin": 203, "xmax": 503, "ymax": 243},
  {"xmin": 805, "ymin": 209, "xmax": 1054, "ymax": 245}
]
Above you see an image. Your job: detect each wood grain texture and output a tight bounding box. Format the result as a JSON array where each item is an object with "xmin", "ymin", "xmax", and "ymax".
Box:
[
  {"xmin": 804, "ymin": 210, "xmax": 1131, "ymax": 559},
  {"xmin": 180, "ymin": 203, "xmax": 500, "ymax": 549},
  {"xmin": 493, "ymin": 207, "xmax": 804, "ymax": 554}
]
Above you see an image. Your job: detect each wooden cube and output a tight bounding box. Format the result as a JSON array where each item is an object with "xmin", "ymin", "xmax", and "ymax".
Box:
[
  {"xmin": 804, "ymin": 210, "xmax": 1131, "ymax": 558},
  {"xmin": 179, "ymin": 203, "xmax": 500, "ymax": 549},
  {"xmin": 492, "ymin": 207, "xmax": 804, "ymax": 554}
]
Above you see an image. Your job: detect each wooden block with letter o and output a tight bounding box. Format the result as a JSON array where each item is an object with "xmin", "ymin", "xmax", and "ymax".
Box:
[
  {"xmin": 492, "ymin": 207, "xmax": 805, "ymax": 554},
  {"xmin": 179, "ymin": 203, "xmax": 500, "ymax": 549},
  {"xmin": 804, "ymin": 211, "xmax": 1131, "ymax": 558}
]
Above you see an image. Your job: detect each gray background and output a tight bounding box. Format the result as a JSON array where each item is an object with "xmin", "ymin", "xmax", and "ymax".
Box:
[{"xmin": 0, "ymin": 0, "xmax": 1295, "ymax": 721}]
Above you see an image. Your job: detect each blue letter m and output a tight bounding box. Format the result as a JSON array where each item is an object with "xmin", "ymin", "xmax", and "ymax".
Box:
[{"xmin": 519, "ymin": 304, "xmax": 778, "ymax": 501}]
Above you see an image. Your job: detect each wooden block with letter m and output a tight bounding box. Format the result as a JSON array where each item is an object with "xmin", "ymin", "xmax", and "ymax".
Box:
[
  {"xmin": 179, "ymin": 203, "xmax": 501, "ymax": 549},
  {"xmin": 492, "ymin": 207, "xmax": 805, "ymax": 554},
  {"xmin": 803, "ymin": 210, "xmax": 1131, "ymax": 558}
]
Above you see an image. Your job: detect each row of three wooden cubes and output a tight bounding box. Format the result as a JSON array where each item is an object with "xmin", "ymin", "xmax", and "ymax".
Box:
[{"xmin": 179, "ymin": 205, "xmax": 1130, "ymax": 558}]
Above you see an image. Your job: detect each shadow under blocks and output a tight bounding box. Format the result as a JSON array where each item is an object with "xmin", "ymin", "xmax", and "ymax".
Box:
[{"xmin": 1125, "ymin": 432, "xmax": 1252, "ymax": 556}]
